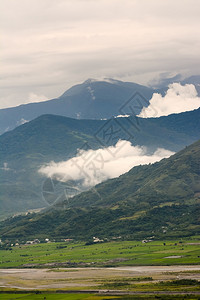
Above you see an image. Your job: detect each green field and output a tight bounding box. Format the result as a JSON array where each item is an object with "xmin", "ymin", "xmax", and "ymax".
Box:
[
  {"xmin": 0, "ymin": 294, "xmax": 93, "ymax": 300},
  {"xmin": 0, "ymin": 294, "xmax": 105, "ymax": 300},
  {"xmin": 1, "ymin": 293, "xmax": 200, "ymax": 300},
  {"xmin": 0, "ymin": 239, "xmax": 200, "ymax": 268}
]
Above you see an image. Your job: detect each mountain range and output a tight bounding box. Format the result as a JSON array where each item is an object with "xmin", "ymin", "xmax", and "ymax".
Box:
[
  {"xmin": 0, "ymin": 79, "xmax": 153, "ymax": 134},
  {"xmin": 0, "ymin": 108, "xmax": 200, "ymax": 219},
  {"xmin": 0, "ymin": 75, "xmax": 200, "ymax": 135}
]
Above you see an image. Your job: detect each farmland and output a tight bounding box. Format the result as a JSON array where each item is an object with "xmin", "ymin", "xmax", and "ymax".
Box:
[
  {"xmin": 1, "ymin": 239, "xmax": 200, "ymax": 298},
  {"xmin": 1, "ymin": 239, "xmax": 200, "ymax": 269},
  {"xmin": 1, "ymin": 293, "xmax": 200, "ymax": 300}
]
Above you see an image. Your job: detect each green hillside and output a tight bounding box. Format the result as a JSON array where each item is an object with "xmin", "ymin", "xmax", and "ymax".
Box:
[
  {"xmin": 0, "ymin": 117, "xmax": 99, "ymax": 218},
  {"xmin": 69, "ymin": 139, "xmax": 200, "ymax": 208},
  {"xmin": 1, "ymin": 139, "xmax": 199, "ymax": 241},
  {"xmin": 0, "ymin": 109, "xmax": 200, "ymax": 219}
]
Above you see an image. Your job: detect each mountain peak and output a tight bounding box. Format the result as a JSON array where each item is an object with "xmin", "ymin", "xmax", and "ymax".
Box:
[
  {"xmin": 83, "ymin": 78, "xmax": 97, "ymax": 84},
  {"xmin": 83, "ymin": 78, "xmax": 122, "ymax": 85}
]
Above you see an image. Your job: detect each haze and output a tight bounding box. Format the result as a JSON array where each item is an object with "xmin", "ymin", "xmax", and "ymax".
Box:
[{"xmin": 1, "ymin": 0, "xmax": 200, "ymax": 108}]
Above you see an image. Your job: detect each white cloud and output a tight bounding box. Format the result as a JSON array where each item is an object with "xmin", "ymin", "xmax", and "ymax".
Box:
[
  {"xmin": 0, "ymin": 93, "xmax": 48, "ymax": 109},
  {"xmin": 16, "ymin": 118, "xmax": 29, "ymax": 126},
  {"xmin": 0, "ymin": 162, "xmax": 10, "ymax": 171},
  {"xmin": 39, "ymin": 140, "xmax": 174, "ymax": 189},
  {"xmin": 114, "ymin": 115, "xmax": 130, "ymax": 118},
  {"xmin": 27, "ymin": 93, "xmax": 48, "ymax": 104},
  {"xmin": 138, "ymin": 83, "xmax": 200, "ymax": 118}
]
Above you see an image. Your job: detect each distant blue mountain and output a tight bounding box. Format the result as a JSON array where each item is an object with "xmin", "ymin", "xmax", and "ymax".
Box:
[
  {"xmin": 150, "ymin": 74, "xmax": 200, "ymax": 95},
  {"xmin": 0, "ymin": 79, "xmax": 155, "ymax": 134},
  {"xmin": 1, "ymin": 76, "xmax": 200, "ymax": 135}
]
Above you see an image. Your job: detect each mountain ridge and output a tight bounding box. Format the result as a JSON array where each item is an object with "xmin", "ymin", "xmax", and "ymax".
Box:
[
  {"xmin": 1, "ymin": 138, "xmax": 199, "ymax": 241},
  {"xmin": 0, "ymin": 108, "xmax": 200, "ymax": 219},
  {"xmin": 0, "ymin": 109, "xmax": 200, "ymax": 217},
  {"xmin": 0, "ymin": 79, "xmax": 155, "ymax": 135}
]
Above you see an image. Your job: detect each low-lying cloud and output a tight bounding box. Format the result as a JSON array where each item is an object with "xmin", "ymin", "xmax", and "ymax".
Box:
[
  {"xmin": 28, "ymin": 93, "xmax": 48, "ymax": 104},
  {"xmin": 39, "ymin": 140, "xmax": 174, "ymax": 189},
  {"xmin": 138, "ymin": 83, "xmax": 200, "ymax": 118},
  {"xmin": 16, "ymin": 118, "xmax": 29, "ymax": 126}
]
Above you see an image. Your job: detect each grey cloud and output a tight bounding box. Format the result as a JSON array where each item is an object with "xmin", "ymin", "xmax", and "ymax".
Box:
[
  {"xmin": 1, "ymin": 0, "xmax": 200, "ymax": 108},
  {"xmin": 148, "ymin": 73, "xmax": 183, "ymax": 89}
]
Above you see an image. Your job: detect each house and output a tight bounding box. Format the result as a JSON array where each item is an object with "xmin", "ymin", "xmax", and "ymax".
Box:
[
  {"xmin": 26, "ymin": 239, "xmax": 40, "ymax": 245},
  {"xmin": 93, "ymin": 237, "xmax": 104, "ymax": 243}
]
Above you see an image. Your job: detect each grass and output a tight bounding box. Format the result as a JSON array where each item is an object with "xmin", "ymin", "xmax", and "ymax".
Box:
[
  {"xmin": 0, "ymin": 239, "xmax": 200, "ymax": 268},
  {"xmin": 0, "ymin": 292, "xmax": 200, "ymax": 300},
  {"xmin": 0, "ymin": 294, "xmax": 107, "ymax": 300},
  {"xmin": 97, "ymin": 278, "xmax": 200, "ymax": 292}
]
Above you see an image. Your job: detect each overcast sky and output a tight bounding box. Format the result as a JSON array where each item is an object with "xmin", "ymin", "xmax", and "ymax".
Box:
[{"xmin": 1, "ymin": 0, "xmax": 200, "ymax": 108}]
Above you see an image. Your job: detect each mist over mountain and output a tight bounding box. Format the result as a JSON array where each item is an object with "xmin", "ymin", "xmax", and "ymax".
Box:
[
  {"xmin": 150, "ymin": 74, "xmax": 200, "ymax": 93},
  {"xmin": 1, "ymin": 76, "xmax": 200, "ymax": 135},
  {"xmin": 1, "ymin": 138, "xmax": 199, "ymax": 241},
  {"xmin": 0, "ymin": 108, "xmax": 200, "ymax": 219}
]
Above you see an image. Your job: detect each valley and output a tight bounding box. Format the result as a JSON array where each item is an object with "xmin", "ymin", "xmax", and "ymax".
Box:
[
  {"xmin": 2, "ymin": 0, "xmax": 200, "ymax": 297},
  {"xmin": 0, "ymin": 79, "xmax": 200, "ymax": 300}
]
